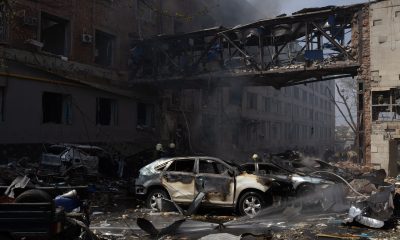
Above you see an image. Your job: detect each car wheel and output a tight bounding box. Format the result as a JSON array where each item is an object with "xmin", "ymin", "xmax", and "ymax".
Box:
[
  {"xmin": 238, "ymin": 191, "xmax": 266, "ymax": 216},
  {"xmin": 15, "ymin": 189, "xmax": 52, "ymax": 203},
  {"xmin": 146, "ymin": 189, "xmax": 169, "ymax": 210}
]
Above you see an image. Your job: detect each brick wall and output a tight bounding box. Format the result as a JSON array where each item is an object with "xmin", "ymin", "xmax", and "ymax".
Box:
[
  {"xmin": 8, "ymin": 0, "xmax": 137, "ymax": 72},
  {"xmin": 354, "ymin": 6, "xmax": 371, "ymax": 164}
]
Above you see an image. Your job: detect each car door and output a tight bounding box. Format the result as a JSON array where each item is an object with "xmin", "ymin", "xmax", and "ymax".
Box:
[
  {"xmin": 195, "ymin": 158, "xmax": 235, "ymax": 206},
  {"xmin": 161, "ymin": 158, "xmax": 196, "ymax": 204}
]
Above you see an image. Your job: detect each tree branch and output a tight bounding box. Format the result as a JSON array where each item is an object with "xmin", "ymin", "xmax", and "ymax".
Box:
[
  {"xmin": 326, "ymin": 87, "xmax": 356, "ymax": 133},
  {"xmin": 335, "ymin": 84, "xmax": 357, "ymax": 130}
]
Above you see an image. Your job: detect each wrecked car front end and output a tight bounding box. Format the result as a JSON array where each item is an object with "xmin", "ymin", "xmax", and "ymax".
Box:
[
  {"xmin": 134, "ymin": 158, "xmax": 172, "ymax": 197},
  {"xmin": 135, "ymin": 157, "xmax": 275, "ymax": 216}
]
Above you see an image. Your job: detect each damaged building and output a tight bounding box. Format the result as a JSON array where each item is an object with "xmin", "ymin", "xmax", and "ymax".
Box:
[
  {"xmin": 0, "ymin": 0, "xmax": 182, "ymax": 159},
  {"xmin": 0, "ymin": 0, "xmax": 398, "ymax": 179},
  {"xmin": 131, "ymin": 0, "xmax": 400, "ymax": 175},
  {"xmin": 0, "ymin": 0, "xmax": 336, "ymax": 162},
  {"xmin": 362, "ymin": 0, "xmax": 400, "ymax": 177}
]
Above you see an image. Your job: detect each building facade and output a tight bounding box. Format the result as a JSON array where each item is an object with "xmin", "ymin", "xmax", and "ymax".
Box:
[
  {"xmin": 0, "ymin": 0, "xmax": 336, "ymax": 163},
  {"xmin": 162, "ymin": 82, "xmax": 335, "ymax": 161},
  {"xmin": 0, "ymin": 0, "xmax": 178, "ymax": 159},
  {"xmin": 360, "ymin": 0, "xmax": 400, "ymax": 176}
]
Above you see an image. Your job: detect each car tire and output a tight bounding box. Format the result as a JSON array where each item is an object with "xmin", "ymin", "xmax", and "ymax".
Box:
[
  {"xmin": 146, "ymin": 189, "xmax": 169, "ymax": 210},
  {"xmin": 238, "ymin": 191, "xmax": 266, "ymax": 216},
  {"xmin": 15, "ymin": 189, "xmax": 52, "ymax": 203}
]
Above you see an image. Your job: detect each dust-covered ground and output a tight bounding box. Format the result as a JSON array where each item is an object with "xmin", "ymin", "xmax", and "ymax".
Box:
[{"xmin": 90, "ymin": 198, "xmax": 400, "ymax": 240}]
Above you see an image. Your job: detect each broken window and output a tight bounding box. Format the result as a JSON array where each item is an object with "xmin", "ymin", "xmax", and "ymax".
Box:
[
  {"xmin": 229, "ymin": 89, "xmax": 242, "ymax": 106},
  {"xmin": 42, "ymin": 92, "xmax": 72, "ymax": 124},
  {"xmin": 285, "ymin": 87, "xmax": 291, "ymax": 97},
  {"xmin": 285, "ymin": 103, "xmax": 292, "ymax": 116},
  {"xmin": 294, "ymin": 87, "xmax": 299, "ymax": 99},
  {"xmin": 199, "ymin": 159, "xmax": 228, "ymax": 174},
  {"xmin": 137, "ymin": 102, "xmax": 154, "ymax": 127},
  {"xmin": 96, "ymin": 97, "xmax": 118, "ymax": 126},
  {"xmin": 247, "ymin": 92, "xmax": 257, "ymax": 110},
  {"xmin": 264, "ymin": 97, "xmax": 271, "ymax": 112},
  {"xmin": 95, "ymin": 30, "xmax": 115, "ymax": 66},
  {"xmin": 302, "ymin": 90, "xmax": 307, "ymax": 102},
  {"xmin": 41, "ymin": 13, "xmax": 69, "ymax": 56},
  {"xmin": 271, "ymin": 122, "xmax": 278, "ymax": 139},
  {"xmin": 0, "ymin": 87, "xmax": 4, "ymax": 121},
  {"xmin": 166, "ymin": 159, "xmax": 195, "ymax": 172},
  {"xmin": 372, "ymin": 89, "xmax": 400, "ymax": 121}
]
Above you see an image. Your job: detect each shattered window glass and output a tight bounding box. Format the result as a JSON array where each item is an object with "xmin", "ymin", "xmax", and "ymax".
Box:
[
  {"xmin": 166, "ymin": 159, "xmax": 195, "ymax": 173},
  {"xmin": 199, "ymin": 159, "xmax": 228, "ymax": 174},
  {"xmin": 154, "ymin": 161, "xmax": 170, "ymax": 171}
]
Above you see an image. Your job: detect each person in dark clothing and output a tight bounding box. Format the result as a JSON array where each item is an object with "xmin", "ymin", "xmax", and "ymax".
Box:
[
  {"xmin": 166, "ymin": 143, "xmax": 176, "ymax": 157},
  {"xmin": 154, "ymin": 143, "xmax": 165, "ymax": 160}
]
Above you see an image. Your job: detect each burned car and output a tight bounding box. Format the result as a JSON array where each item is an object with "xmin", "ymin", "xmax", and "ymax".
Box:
[
  {"xmin": 240, "ymin": 162, "xmax": 335, "ymax": 198},
  {"xmin": 40, "ymin": 144, "xmax": 106, "ymax": 181},
  {"xmin": 134, "ymin": 156, "xmax": 275, "ymax": 216}
]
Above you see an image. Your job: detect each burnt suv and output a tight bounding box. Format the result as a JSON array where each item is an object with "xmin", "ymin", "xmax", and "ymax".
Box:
[{"xmin": 134, "ymin": 156, "xmax": 275, "ymax": 216}]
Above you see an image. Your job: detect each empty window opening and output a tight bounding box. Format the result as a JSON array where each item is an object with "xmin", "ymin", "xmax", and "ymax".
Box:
[
  {"xmin": 96, "ymin": 97, "xmax": 118, "ymax": 125},
  {"xmin": 166, "ymin": 159, "xmax": 195, "ymax": 172},
  {"xmin": 229, "ymin": 89, "xmax": 242, "ymax": 106},
  {"xmin": 95, "ymin": 30, "xmax": 114, "ymax": 66},
  {"xmin": 41, "ymin": 13, "xmax": 68, "ymax": 56},
  {"xmin": 137, "ymin": 102, "xmax": 154, "ymax": 127},
  {"xmin": 42, "ymin": 92, "xmax": 72, "ymax": 124},
  {"xmin": 199, "ymin": 159, "xmax": 228, "ymax": 174},
  {"xmin": 247, "ymin": 92, "xmax": 257, "ymax": 110}
]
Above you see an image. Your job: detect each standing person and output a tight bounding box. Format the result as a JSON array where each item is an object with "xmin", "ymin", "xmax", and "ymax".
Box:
[
  {"xmin": 154, "ymin": 143, "xmax": 165, "ymax": 160},
  {"xmin": 167, "ymin": 143, "xmax": 176, "ymax": 157}
]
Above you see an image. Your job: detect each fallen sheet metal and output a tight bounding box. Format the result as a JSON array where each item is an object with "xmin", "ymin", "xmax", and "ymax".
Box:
[{"xmin": 137, "ymin": 217, "xmax": 186, "ymax": 237}]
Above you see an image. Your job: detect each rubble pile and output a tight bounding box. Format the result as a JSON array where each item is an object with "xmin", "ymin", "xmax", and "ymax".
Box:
[
  {"xmin": 334, "ymin": 161, "xmax": 373, "ymax": 174},
  {"xmin": 2, "ymin": 147, "xmax": 400, "ymax": 239}
]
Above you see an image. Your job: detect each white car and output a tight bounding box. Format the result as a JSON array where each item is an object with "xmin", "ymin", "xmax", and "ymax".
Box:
[{"xmin": 134, "ymin": 156, "xmax": 276, "ymax": 216}]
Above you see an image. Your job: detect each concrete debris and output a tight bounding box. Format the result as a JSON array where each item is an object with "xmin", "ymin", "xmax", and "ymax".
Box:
[
  {"xmin": 199, "ymin": 233, "xmax": 241, "ymax": 240},
  {"xmin": 1, "ymin": 150, "xmax": 400, "ymax": 239},
  {"xmin": 348, "ymin": 179, "xmax": 377, "ymax": 195}
]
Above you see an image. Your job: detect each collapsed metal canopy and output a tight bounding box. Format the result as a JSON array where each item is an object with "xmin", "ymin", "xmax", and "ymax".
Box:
[{"xmin": 130, "ymin": 3, "xmax": 366, "ymax": 89}]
